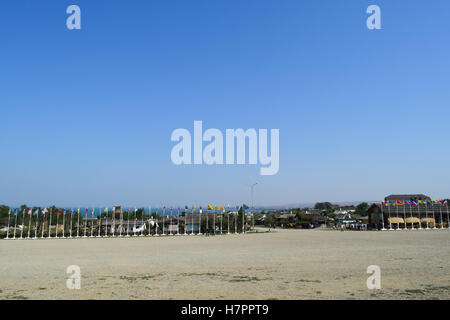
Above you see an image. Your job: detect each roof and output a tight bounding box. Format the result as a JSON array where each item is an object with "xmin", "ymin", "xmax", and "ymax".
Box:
[
  {"xmin": 278, "ymin": 213, "xmax": 296, "ymax": 219},
  {"xmin": 388, "ymin": 217, "xmax": 405, "ymax": 224},
  {"xmin": 385, "ymin": 194, "xmax": 431, "ymax": 201}
]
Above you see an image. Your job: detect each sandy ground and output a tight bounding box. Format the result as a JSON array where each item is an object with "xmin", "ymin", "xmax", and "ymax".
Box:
[{"xmin": 0, "ymin": 229, "xmax": 449, "ymax": 300}]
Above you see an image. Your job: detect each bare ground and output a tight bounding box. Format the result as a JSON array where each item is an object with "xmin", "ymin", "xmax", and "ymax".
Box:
[{"xmin": 0, "ymin": 229, "xmax": 449, "ymax": 300}]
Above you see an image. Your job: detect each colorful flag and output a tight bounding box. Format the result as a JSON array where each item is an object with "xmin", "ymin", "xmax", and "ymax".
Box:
[
  {"xmin": 207, "ymin": 205, "xmax": 213, "ymax": 210},
  {"xmin": 27, "ymin": 209, "xmax": 32, "ymax": 215},
  {"xmin": 396, "ymin": 200, "xmax": 403, "ymax": 205}
]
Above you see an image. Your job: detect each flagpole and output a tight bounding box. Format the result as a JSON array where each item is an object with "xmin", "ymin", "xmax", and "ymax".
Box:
[
  {"xmin": 97, "ymin": 208, "xmax": 101, "ymax": 237},
  {"xmin": 395, "ymin": 205, "xmax": 400, "ymax": 230},
  {"xmin": 83, "ymin": 209, "xmax": 88, "ymax": 237},
  {"xmin": 162, "ymin": 207, "xmax": 165, "ymax": 236},
  {"xmin": 34, "ymin": 210, "xmax": 39, "ymax": 239},
  {"xmin": 112, "ymin": 208, "xmax": 115, "ymax": 237},
  {"xmin": 439, "ymin": 203, "xmax": 444, "ymax": 229},
  {"xmin": 69, "ymin": 209, "xmax": 73, "ymax": 238},
  {"xmin": 141, "ymin": 208, "xmax": 144, "ymax": 236},
  {"xmin": 110, "ymin": 207, "xmax": 113, "ymax": 237},
  {"xmin": 41, "ymin": 210, "xmax": 46, "ymax": 238},
  {"xmin": 48, "ymin": 209, "xmax": 53, "ymax": 239},
  {"xmin": 206, "ymin": 210, "xmax": 209, "ymax": 235},
  {"xmin": 27, "ymin": 210, "xmax": 32, "ymax": 239},
  {"xmin": 183, "ymin": 207, "xmax": 187, "ymax": 235},
  {"xmin": 388, "ymin": 205, "xmax": 393, "ymax": 230},
  {"xmin": 198, "ymin": 208, "xmax": 201, "ymax": 235},
  {"xmin": 119, "ymin": 208, "xmax": 123, "ymax": 236},
  {"xmin": 417, "ymin": 203, "xmax": 422, "ymax": 230},
  {"xmin": 425, "ymin": 203, "xmax": 430, "ymax": 229},
  {"xmin": 62, "ymin": 210, "xmax": 66, "ymax": 238},
  {"xmin": 220, "ymin": 212, "xmax": 223, "ymax": 234},
  {"xmin": 380, "ymin": 203, "xmax": 386, "ymax": 231},
  {"xmin": 155, "ymin": 209, "xmax": 158, "ymax": 236},
  {"xmin": 90, "ymin": 209, "xmax": 94, "ymax": 237},
  {"xmin": 227, "ymin": 211, "xmax": 230, "ymax": 234},
  {"xmin": 403, "ymin": 205, "xmax": 407, "ymax": 230},
  {"xmin": 148, "ymin": 207, "xmax": 156, "ymax": 236},
  {"xmin": 126, "ymin": 208, "xmax": 130, "ymax": 237},
  {"xmin": 169, "ymin": 206, "xmax": 173, "ymax": 235},
  {"xmin": 134, "ymin": 208, "xmax": 137, "ymax": 236},
  {"xmin": 446, "ymin": 202, "xmax": 450, "ymax": 229},
  {"xmin": 56, "ymin": 210, "xmax": 60, "ymax": 238},
  {"xmin": 235, "ymin": 211, "xmax": 237, "ymax": 234},
  {"xmin": 20, "ymin": 209, "xmax": 25, "ymax": 239},
  {"xmin": 77, "ymin": 209, "xmax": 80, "ymax": 237},
  {"xmin": 409, "ymin": 204, "xmax": 415, "ymax": 230},
  {"xmin": 13, "ymin": 210, "xmax": 18, "ymax": 239},
  {"xmin": 213, "ymin": 209, "xmax": 216, "ymax": 235},
  {"xmin": 6, "ymin": 210, "xmax": 11, "ymax": 239},
  {"xmin": 177, "ymin": 207, "xmax": 180, "ymax": 235},
  {"xmin": 242, "ymin": 206, "xmax": 245, "ymax": 234},
  {"xmin": 105, "ymin": 208, "xmax": 108, "ymax": 237},
  {"xmin": 432, "ymin": 203, "xmax": 437, "ymax": 229}
]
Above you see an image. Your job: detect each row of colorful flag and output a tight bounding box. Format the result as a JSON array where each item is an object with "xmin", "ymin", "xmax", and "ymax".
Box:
[
  {"xmin": 7, "ymin": 205, "xmax": 237, "ymax": 216},
  {"xmin": 381, "ymin": 200, "xmax": 448, "ymax": 206}
]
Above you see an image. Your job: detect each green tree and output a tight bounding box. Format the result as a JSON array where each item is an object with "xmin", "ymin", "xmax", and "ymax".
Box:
[
  {"xmin": 314, "ymin": 202, "xmax": 332, "ymax": 210},
  {"xmin": 355, "ymin": 202, "xmax": 369, "ymax": 216},
  {"xmin": 0, "ymin": 205, "xmax": 10, "ymax": 218}
]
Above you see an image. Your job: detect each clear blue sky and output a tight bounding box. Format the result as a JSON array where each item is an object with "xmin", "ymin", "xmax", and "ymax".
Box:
[{"xmin": 1, "ymin": 0, "xmax": 449, "ymax": 207}]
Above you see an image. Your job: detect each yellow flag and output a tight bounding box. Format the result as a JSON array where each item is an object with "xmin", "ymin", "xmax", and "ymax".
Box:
[
  {"xmin": 207, "ymin": 205, "xmax": 213, "ymax": 210},
  {"xmin": 193, "ymin": 205, "xmax": 196, "ymax": 211}
]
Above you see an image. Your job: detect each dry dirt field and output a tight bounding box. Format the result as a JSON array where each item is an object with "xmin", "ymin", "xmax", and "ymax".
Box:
[{"xmin": 0, "ymin": 229, "xmax": 449, "ymax": 300}]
